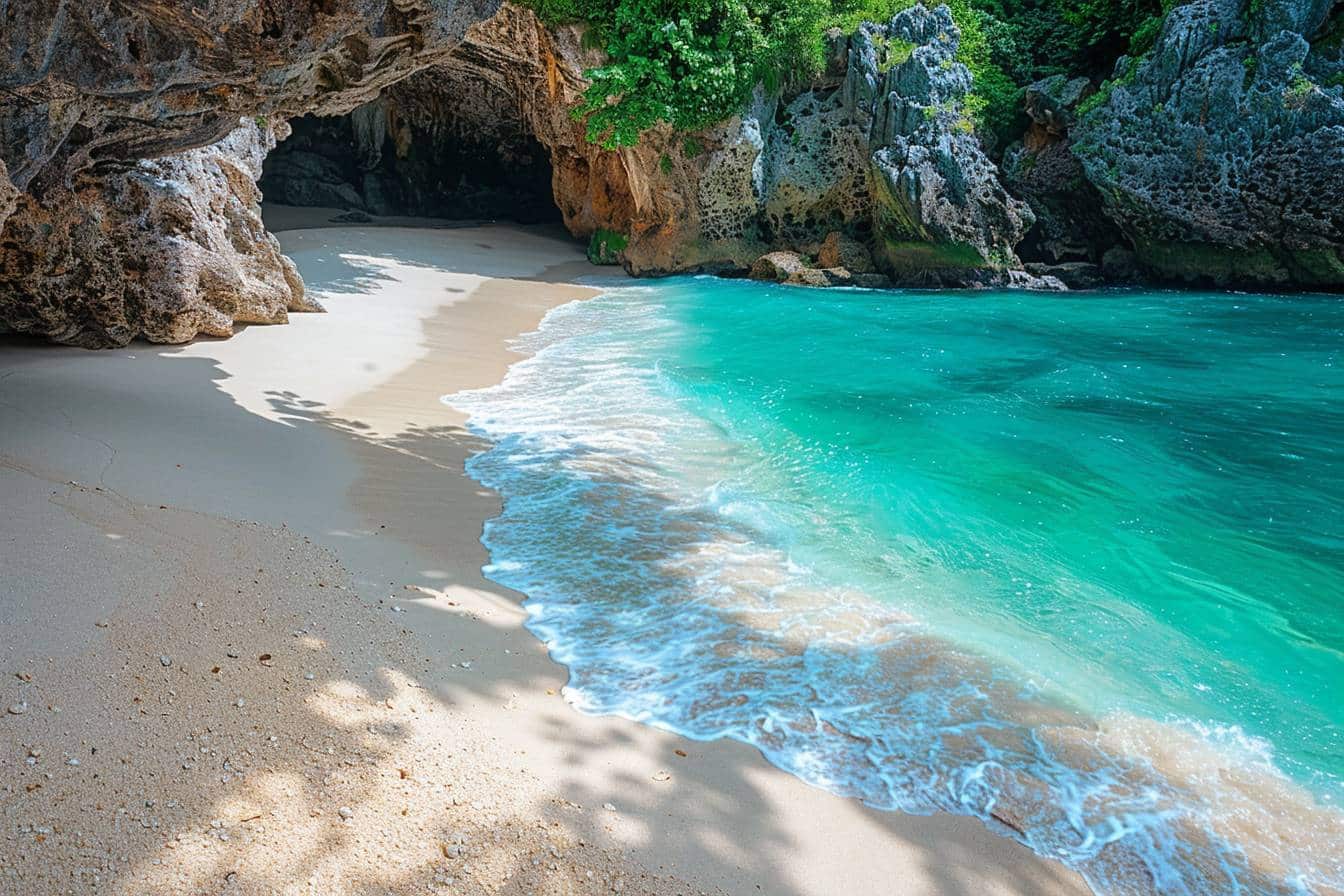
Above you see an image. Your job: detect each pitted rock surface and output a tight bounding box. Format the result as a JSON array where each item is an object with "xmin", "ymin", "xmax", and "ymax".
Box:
[
  {"xmin": 1002, "ymin": 75, "xmax": 1124, "ymax": 267},
  {"xmin": 1073, "ymin": 0, "xmax": 1344, "ymax": 285},
  {"xmin": 0, "ymin": 0, "xmax": 497, "ymax": 345},
  {"xmin": 855, "ymin": 6, "xmax": 1034, "ymax": 283},
  {"xmin": 0, "ymin": 120, "xmax": 315, "ymax": 347},
  {"xmin": 254, "ymin": 3, "xmax": 1039, "ymax": 283},
  {"xmin": 0, "ymin": 0, "xmax": 500, "ymax": 197}
]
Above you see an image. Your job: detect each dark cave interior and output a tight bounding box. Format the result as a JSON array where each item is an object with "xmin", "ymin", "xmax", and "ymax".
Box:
[{"xmin": 259, "ymin": 104, "xmax": 561, "ymax": 225}]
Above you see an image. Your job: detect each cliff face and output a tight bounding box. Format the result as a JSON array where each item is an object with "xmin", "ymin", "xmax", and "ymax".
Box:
[
  {"xmin": 0, "ymin": 0, "xmax": 498, "ymax": 202},
  {"xmin": 0, "ymin": 120, "xmax": 316, "ymax": 347},
  {"xmin": 0, "ymin": 0, "xmax": 498, "ymax": 345},
  {"xmin": 1, "ymin": 0, "xmax": 1340, "ymax": 346},
  {"xmin": 1072, "ymin": 0, "xmax": 1344, "ymax": 286},
  {"xmin": 406, "ymin": 3, "xmax": 1039, "ymax": 285}
]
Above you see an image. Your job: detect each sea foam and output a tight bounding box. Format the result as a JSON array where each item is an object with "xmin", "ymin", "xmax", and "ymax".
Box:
[{"xmin": 447, "ymin": 282, "xmax": 1344, "ymax": 895}]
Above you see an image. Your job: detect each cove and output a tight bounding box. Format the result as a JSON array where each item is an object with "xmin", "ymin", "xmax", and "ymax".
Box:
[{"xmin": 450, "ymin": 279, "xmax": 1344, "ymax": 896}]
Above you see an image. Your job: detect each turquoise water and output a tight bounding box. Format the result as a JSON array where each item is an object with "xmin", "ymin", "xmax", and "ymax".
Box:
[{"xmin": 449, "ymin": 279, "xmax": 1344, "ymax": 894}]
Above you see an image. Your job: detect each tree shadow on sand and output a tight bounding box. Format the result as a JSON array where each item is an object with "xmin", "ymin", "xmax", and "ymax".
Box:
[{"xmin": 0, "ymin": 328, "xmax": 1097, "ymax": 895}]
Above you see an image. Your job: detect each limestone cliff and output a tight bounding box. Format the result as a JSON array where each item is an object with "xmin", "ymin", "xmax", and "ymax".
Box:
[
  {"xmin": 2, "ymin": 0, "xmax": 1340, "ymax": 347},
  {"xmin": 0, "ymin": 0, "xmax": 498, "ymax": 346},
  {"xmin": 1072, "ymin": 0, "xmax": 1344, "ymax": 286},
  {"xmin": 394, "ymin": 3, "xmax": 1040, "ymax": 285},
  {"xmin": 0, "ymin": 120, "xmax": 316, "ymax": 347},
  {"xmin": 0, "ymin": 0, "xmax": 498, "ymax": 199}
]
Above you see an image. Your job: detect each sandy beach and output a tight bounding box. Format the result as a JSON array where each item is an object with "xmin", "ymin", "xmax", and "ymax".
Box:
[{"xmin": 0, "ymin": 219, "xmax": 1091, "ymax": 896}]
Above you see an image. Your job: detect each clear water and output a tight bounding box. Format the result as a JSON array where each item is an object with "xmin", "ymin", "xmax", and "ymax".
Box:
[{"xmin": 448, "ymin": 279, "xmax": 1344, "ymax": 894}]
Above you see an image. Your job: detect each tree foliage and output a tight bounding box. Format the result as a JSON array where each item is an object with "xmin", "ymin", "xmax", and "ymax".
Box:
[{"xmin": 521, "ymin": 0, "xmax": 1172, "ymax": 148}]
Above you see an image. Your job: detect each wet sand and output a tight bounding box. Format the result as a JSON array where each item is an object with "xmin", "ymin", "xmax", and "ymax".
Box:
[{"xmin": 0, "ymin": 218, "xmax": 1091, "ymax": 895}]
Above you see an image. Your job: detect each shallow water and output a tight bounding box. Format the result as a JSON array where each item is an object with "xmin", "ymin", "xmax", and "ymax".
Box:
[{"xmin": 447, "ymin": 280, "xmax": 1344, "ymax": 894}]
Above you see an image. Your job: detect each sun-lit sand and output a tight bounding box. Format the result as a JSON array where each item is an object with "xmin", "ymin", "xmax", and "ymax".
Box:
[{"xmin": 0, "ymin": 215, "xmax": 1090, "ymax": 895}]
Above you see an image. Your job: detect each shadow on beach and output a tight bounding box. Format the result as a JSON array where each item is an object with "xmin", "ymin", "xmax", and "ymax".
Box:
[{"xmin": 0, "ymin": 227, "xmax": 1094, "ymax": 896}]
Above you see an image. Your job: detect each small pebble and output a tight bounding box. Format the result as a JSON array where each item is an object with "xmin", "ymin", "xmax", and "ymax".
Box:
[
  {"xmin": 7, "ymin": 702, "xmax": 28, "ymax": 716},
  {"xmin": 602, "ymin": 802, "xmax": 617, "ymax": 812},
  {"xmin": 337, "ymin": 806, "xmax": 354, "ymax": 820},
  {"xmin": 303, "ymin": 673, "xmax": 315, "ymax": 681},
  {"xmin": 159, "ymin": 655, "xmax": 172, "ymax": 667}
]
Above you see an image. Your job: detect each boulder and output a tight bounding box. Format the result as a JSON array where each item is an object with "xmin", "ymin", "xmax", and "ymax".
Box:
[
  {"xmin": 1003, "ymin": 270, "xmax": 1068, "ymax": 291},
  {"xmin": 786, "ymin": 267, "xmax": 857, "ymax": 287},
  {"xmin": 750, "ymin": 251, "xmax": 809, "ymax": 282},
  {"xmin": 1023, "ymin": 76, "xmax": 1094, "ymax": 137},
  {"xmin": 1026, "ymin": 262, "xmax": 1104, "ymax": 289}
]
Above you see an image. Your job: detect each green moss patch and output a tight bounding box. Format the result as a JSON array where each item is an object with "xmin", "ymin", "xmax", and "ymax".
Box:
[
  {"xmin": 878, "ymin": 239, "xmax": 987, "ymax": 272},
  {"xmin": 587, "ymin": 229, "xmax": 630, "ymax": 265}
]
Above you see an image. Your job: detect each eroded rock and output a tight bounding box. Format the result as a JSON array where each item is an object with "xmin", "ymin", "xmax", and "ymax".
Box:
[
  {"xmin": 0, "ymin": 120, "xmax": 316, "ymax": 347},
  {"xmin": 862, "ymin": 6, "xmax": 1035, "ymax": 284},
  {"xmin": 1002, "ymin": 75, "xmax": 1125, "ymax": 268},
  {"xmin": 0, "ymin": 0, "xmax": 500, "ymax": 197},
  {"xmin": 0, "ymin": 1, "xmax": 1057, "ymax": 346},
  {"xmin": 1072, "ymin": 0, "xmax": 1344, "ymax": 286},
  {"xmin": 749, "ymin": 251, "xmax": 809, "ymax": 282},
  {"xmin": 817, "ymin": 232, "xmax": 877, "ymax": 273},
  {"xmin": 420, "ymin": 4, "xmax": 1037, "ymax": 284}
]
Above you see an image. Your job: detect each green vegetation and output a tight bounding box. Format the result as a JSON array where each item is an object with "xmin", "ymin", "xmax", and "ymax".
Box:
[
  {"xmin": 879, "ymin": 238, "xmax": 990, "ymax": 271},
  {"xmin": 1283, "ymin": 73, "xmax": 1315, "ymax": 108},
  {"xmin": 586, "ymin": 229, "xmax": 630, "ymax": 264},
  {"xmin": 521, "ymin": 0, "xmax": 1174, "ymax": 148}
]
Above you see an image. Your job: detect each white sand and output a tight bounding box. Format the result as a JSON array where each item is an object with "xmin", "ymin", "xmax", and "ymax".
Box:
[{"xmin": 0, "ymin": 219, "xmax": 1091, "ymax": 895}]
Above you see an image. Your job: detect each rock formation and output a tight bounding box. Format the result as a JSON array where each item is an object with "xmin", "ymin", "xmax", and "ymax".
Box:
[
  {"xmin": 4, "ymin": 0, "xmax": 1338, "ymax": 347},
  {"xmin": 0, "ymin": 0, "xmax": 497, "ymax": 346},
  {"xmin": 858, "ymin": 8, "xmax": 1037, "ymax": 283},
  {"xmin": 259, "ymin": 86, "xmax": 559, "ymax": 222},
  {"xmin": 1072, "ymin": 0, "xmax": 1344, "ymax": 286},
  {"xmin": 0, "ymin": 120, "xmax": 316, "ymax": 347},
  {"xmin": 0, "ymin": 0, "xmax": 499, "ymax": 199},
  {"xmin": 259, "ymin": 4, "xmax": 1045, "ymax": 287},
  {"xmin": 609, "ymin": 4, "xmax": 1042, "ymax": 284}
]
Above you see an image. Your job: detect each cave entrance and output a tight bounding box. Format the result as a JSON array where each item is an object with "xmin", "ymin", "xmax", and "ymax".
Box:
[{"xmin": 260, "ymin": 78, "xmax": 561, "ymax": 226}]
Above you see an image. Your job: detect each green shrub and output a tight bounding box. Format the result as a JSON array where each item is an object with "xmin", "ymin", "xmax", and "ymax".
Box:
[
  {"xmin": 1283, "ymin": 74, "xmax": 1315, "ymax": 108},
  {"xmin": 558, "ymin": 0, "xmax": 834, "ymax": 148},
  {"xmin": 587, "ymin": 229, "xmax": 629, "ymax": 264},
  {"xmin": 522, "ymin": 0, "xmax": 1173, "ymax": 149}
]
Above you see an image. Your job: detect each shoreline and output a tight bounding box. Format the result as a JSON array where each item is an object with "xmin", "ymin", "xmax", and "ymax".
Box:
[{"xmin": 0, "ymin": 220, "xmax": 1090, "ymax": 895}]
